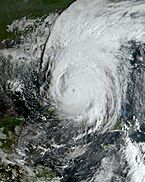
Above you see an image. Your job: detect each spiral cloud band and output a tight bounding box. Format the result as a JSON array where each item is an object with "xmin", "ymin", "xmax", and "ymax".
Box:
[{"xmin": 41, "ymin": 0, "xmax": 145, "ymax": 132}]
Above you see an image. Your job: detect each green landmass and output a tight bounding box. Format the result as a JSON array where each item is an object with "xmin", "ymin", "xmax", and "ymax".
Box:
[{"xmin": 0, "ymin": 0, "xmax": 75, "ymax": 41}]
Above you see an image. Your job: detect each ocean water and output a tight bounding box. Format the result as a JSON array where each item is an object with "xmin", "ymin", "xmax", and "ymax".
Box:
[{"xmin": 1, "ymin": 0, "xmax": 145, "ymax": 181}]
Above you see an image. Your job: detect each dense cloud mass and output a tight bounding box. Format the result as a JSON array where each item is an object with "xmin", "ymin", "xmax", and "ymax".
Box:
[{"xmin": 1, "ymin": 0, "xmax": 145, "ymax": 181}]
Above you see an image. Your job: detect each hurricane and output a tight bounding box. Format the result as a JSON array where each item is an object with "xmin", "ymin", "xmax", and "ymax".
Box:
[
  {"xmin": 1, "ymin": 0, "xmax": 145, "ymax": 181},
  {"xmin": 41, "ymin": 0, "xmax": 128, "ymax": 133}
]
